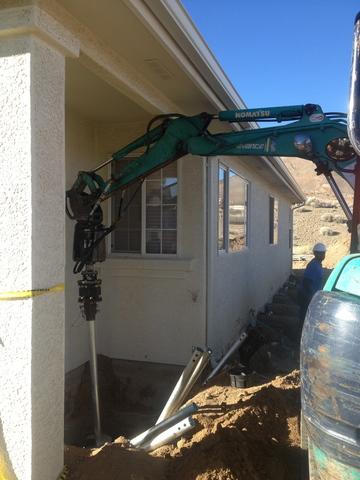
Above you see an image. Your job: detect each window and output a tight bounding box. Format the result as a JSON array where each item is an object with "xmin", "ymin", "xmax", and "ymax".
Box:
[
  {"xmin": 111, "ymin": 159, "xmax": 177, "ymax": 255},
  {"xmin": 229, "ymin": 170, "xmax": 248, "ymax": 251},
  {"xmin": 145, "ymin": 164, "xmax": 177, "ymax": 254},
  {"xmin": 218, "ymin": 164, "xmax": 248, "ymax": 252},
  {"xmin": 269, "ymin": 196, "xmax": 279, "ymax": 244},
  {"xmin": 218, "ymin": 166, "xmax": 226, "ymax": 250}
]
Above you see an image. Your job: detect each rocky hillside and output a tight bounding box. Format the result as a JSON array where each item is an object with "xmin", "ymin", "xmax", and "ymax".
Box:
[{"xmin": 282, "ymin": 156, "xmax": 352, "ymax": 268}]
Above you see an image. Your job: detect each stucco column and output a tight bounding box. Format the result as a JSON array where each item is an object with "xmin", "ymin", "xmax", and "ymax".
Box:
[{"xmin": 0, "ymin": 6, "xmax": 79, "ymax": 480}]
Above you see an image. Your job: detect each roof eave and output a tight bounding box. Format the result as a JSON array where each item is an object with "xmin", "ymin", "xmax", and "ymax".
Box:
[{"xmin": 131, "ymin": 0, "xmax": 305, "ymax": 203}]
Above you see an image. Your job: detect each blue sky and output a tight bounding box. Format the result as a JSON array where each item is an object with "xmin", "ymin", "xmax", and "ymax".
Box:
[{"xmin": 182, "ymin": 1, "xmax": 359, "ymax": 114}]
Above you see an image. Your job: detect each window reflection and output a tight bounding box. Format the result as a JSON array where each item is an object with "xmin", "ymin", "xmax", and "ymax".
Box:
[
  {"xmin": 269, "ymin": 196, "xmax": 279, "ymax": 244},
  {"xmin": 218, "ymin": 167, "xmax": 225, "ymax": 250},
  {"xmin": 146, "ymin": 166, "xmax": 177, "ymax": 254},
  {"xmin": 111, "ymin": 159, "xmax": 177, "ymax": 254},
  {"xmin": 218, "ymin": 166, "xmax": 248, "ymax": 253},
  {"xmin": 228, "ymin": 170, "xmax": 247, "ymax": 252}
]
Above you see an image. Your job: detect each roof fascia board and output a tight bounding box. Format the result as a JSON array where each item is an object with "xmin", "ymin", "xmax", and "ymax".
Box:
[{"xmin": 261, "ymin": 156, "xmax": 305, "ymax": 203}]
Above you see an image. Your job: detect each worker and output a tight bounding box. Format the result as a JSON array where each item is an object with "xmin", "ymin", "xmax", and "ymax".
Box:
[{"xmin": 298, "ymin": 243, "xmax": 327, "ymax": 321}]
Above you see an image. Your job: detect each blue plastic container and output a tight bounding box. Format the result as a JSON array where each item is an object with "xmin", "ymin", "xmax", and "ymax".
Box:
[{"xmin": 301, "ymin": 255, "xmax": 360, "ymax": 478}]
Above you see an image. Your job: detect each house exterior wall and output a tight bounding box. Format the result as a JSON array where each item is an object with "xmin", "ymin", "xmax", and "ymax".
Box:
[
  {"xmin": 206, "ymin": 156, "xmax": 293, "ymax": 360},
  {"xmin": 58, "ymin": 1, "xmax": 301, "ymax": 372},
  {"xmin": 0, "ymin": 15, "xmax": 70, "ymax": 479},
  {"xmin": 65, "ymin": 117, "xmax": 294, "ymax": 369},
  {"xmin": 94, "ymin": 125, "xmax": 208, "ymax": 365},
  {"xmin": 65, "ymin": 121, "xmax": 209, "ymax": 370}
]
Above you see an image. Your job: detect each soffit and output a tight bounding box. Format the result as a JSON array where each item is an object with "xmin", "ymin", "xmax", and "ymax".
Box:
[
  {"xmin": 59, "ymin": 0, "xmax": 213, "ymax": 115},
  {"xmin": 65, "ymin": 58, "xmax": 150, "ymax": 122}
]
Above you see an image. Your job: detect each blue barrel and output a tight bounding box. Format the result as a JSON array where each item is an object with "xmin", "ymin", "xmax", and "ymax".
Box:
[{"xmin": 301, "ymin": 288, "xmax": 360, "ymax": 478}]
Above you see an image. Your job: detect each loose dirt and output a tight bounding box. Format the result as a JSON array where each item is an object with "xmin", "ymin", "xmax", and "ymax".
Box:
[{"xmin": 65, "ymin": 370, "xmax": 301, "ymax": 480}]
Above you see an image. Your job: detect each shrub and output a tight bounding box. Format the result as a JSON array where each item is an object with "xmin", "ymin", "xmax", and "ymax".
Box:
[
  {"xmin": 320, "ymin": 214, "xmax": 334, "ymax": 222},
  {"xmin": 293, "ymin": 245, "xmax": 312, "ymax": 255},
  {"xmin": 333, "ymin": 215, "xmax": 347, "ymax": 224},
  {"xmin": 305, "ymin": 197, "xmax": 336, "ymax": 208},
  {"xmin": 320, "ymin": 226, "xmax": 338, "ymax": 236}
]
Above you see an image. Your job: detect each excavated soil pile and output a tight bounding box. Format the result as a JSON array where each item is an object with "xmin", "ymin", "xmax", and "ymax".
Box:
[{"xmin": 65, "ymin": 370, "xmax": 301, "ymax": 480}]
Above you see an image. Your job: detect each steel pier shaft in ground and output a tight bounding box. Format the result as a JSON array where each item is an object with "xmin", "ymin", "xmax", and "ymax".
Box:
[
  {"xmin": 88, "ymin": 320, "xmax": 103, "ymax": 446},
  {"xmin": 78, "ymin": 266, "xmax": 109, "ymax": 446}
]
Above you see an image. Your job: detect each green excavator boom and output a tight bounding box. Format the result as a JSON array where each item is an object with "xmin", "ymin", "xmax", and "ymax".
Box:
[
  {"xmin": 68, "ymin": 104, "xmax": 355, "ymax": 202},
  {"xmin": 66, "ymin": 103, "xmax": 359, "ymax": 271}
]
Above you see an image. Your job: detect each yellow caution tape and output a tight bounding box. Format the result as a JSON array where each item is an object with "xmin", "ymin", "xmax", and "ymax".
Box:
[
  {"xmin": 0, "ymin": 451, "xmax": 14, "ymax": 480},
  {"xmin": 0, "ymin": 283, "xmax": 64, "ymax": 301},
  {"xmin": 57, "ymin": 465, "xmax": 70, "ymax": 480},
  {"xmin": 0, "ymin": 457, "xmax": 69, "ymax": 480}
]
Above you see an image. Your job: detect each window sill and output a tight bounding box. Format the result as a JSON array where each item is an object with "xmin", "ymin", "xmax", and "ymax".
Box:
[
  {"xmin": 217, "ymin": 246, "xmax": 249, "ymax": 256},
  {"xmin": 99, "ymin": 256, "xmax": 194, "ymax": 279},
  {"xmin": 229, "ymin": 246, "xmax": 249, "ymax": 254}
]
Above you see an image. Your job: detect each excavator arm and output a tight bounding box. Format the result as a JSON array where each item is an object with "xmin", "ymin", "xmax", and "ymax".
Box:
[
  {"xmin": 68, "ymin": 104, "xmax": 356, "ymax": 203},
  {"xmin": 66, "ymin": 103, "xmax": 359, "ymax": 272}
]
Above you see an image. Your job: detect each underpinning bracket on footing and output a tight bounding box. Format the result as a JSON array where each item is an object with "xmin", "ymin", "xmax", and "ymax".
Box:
[
  {"xmin": 157, "ymin": 347, "xmax": 211, "ymax": 424},
  {"xmin": 141, "ymin": 416, "xmax": 196, "ymax": 452},
  {"xmin": 204, "ymin": 329, "xmax": 248, "ymax": 384},
  {"xmin": 131, "ymin": 403, "xmax": 198, "ymax": 449},
  {"xmin": 129, "ymin": 347, "xmax": 211, "ymax": 452}
]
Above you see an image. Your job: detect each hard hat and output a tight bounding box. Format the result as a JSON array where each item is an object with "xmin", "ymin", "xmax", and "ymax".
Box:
[{"xmin": 313, "ymin": 242, "xmax": 326, "ymax": 253}]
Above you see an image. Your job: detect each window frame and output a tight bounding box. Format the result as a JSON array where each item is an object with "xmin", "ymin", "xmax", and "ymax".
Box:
[
  {"xmin": 107, "ymin": 156, "xmax": 180, "ymax": 258},
  {"xmin": 269, "ymin": 195, "xmax": 279, "ymax": 245},
  {"xmin": 217, "ymin": 162, "xmax": 249, "ymax": 254},
  {"xmin": 217, "ymin": 164, "xmax": 228, "ymax": 253}
]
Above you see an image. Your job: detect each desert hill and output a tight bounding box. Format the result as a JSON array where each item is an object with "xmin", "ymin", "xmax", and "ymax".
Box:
[{"xmin": 281, "ymin": 156, "xmax": 353, "ymax": 268}]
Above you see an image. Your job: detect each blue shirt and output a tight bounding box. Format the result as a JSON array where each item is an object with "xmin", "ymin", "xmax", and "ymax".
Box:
[{"xmin": 302, "ymin": 258, "xmax": 323, "ymax": 297}]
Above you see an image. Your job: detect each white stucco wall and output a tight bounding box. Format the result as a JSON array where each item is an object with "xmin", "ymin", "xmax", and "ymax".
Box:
[
  {"xmin": 206, "ymin": 156, "xmax": 293, "ymax": 359},
  {"xmin": 94, "ymin": 125, "xmax": 208, "ymax": 365},
  {"xmin": 65, "ymin": 120, "xmax": 208, "ymax": 368},
  {"xmin": 65, "ymin": 116, "xmax": 294, "ymax": 369},
  {"xmin": 0, "ymin": 32, "xmax": 66, "ymax": 480}
]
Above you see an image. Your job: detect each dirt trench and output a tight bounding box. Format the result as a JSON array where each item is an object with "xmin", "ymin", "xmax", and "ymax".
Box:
[{"xmin": 65, "ymin": 282, "xmax": 304, "ymax": 480}]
